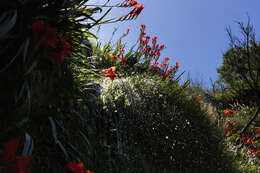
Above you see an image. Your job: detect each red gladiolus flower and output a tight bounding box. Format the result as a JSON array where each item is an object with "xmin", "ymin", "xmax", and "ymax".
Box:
[
  {"xmin": 51, "ymin": 41, "xmax": 72, "ymax": 64},
  {"xmin": 247, "ymin": 138, "xmax": 254, "ymax": 145},
  {"xmin": 129, "ymin": 0, "xmax": 138, "ymax": 6},
  {"xmin": 121, "ymin": 0, "xmax": 138, "ymax": 7},
  {"xmin": 164, "ymin": 57, "xmax": 170, "ymax": 61},
  {"xmin": 104, "ymin": 67, "xmax": 117, "ymax": 83},
  {"xmin": 144, "ymin": 46, "xmax": 152, "ymax": 54},
  {"xmin": 0, "ymin": 138, "xmax": 19, "ymax": 164},
  {"xmin": 63, "ymin": 161, "xmax": 84, "ymax": 173},
  {"xmin": 128, "ymin": 4, "xmax": 139, "ymax": 16},
  {"xmin": 110, "ymin": 55, "xmax": 118, "ymax": 61},
  {"xmin": 160, "ymin": 44, "xmax": 166, "ymax": 49},
  {"xmin": 43, "ymin": 26, "xmax": 58, "ymax": 49},
  {"xmin": 134, "ymin": 4, "xmax": 144, "ymax": 16},
  {"xmin": 153, "ymin": 61, "xmax": 159, "ymax": 66},
  {"xmin": 31, "ymin": 20, "xmax": 58, "ymax": 49},
  {"xmin": 255, "ymin": 150, "xmax": 260, "ymax": 156},
  {"xmin": 155, "ymin": 44, "xmax": 159, "ymax": 50},
  {"xmin": 152, "ymin": 36, "xmax": 157, "ymax": 45},
  {"xmin": 175, "ymin": 62, "xmax": 180, "ymax": 68},
  {"xmin": 9, "ymin": 155, "xmax": 34, "ymax": 173},
  {"xmin": 196, "ymin": 97, "xmax": 200, "ymax": 101},
  {"xmin": 160, "ymin": 62, "xmax": 168, "ymax": 69},
  {"xmin": 126, "ymin": 28, "xmax": 130, "ymax": 34},
  {"xmin": 121, "ymin": 56, "xmax": 127, "ymax": 64},
  {"xmin": 140, "ymin": 24, "xmax": 146, "ymax": 30},
  {"xmin": 31, "ymin": 20, "xmax": 45, "ymax": 39},
  {"xmin": 0, "ymin": 139, "xmax": 34, "ymax": 173}
]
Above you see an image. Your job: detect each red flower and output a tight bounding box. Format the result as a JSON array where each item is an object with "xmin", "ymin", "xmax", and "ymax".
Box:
[
  {"xmin": 254, "ymin": 129, "xmax": 260, "ymax": 137},
  {"xmin": 241, "ymin": 133, "xmax": 246, "ymax": 141},
  {"xmin": 144, "ymin": 46, "xmax": 152, "ymax": 54},
  {"xmin": 247, "ymin": 138, "xmax": 254, "ymax": 145},
  {"xmin": 9, "ymin": 155, "xmax": 34, "ymax": 173},
  {"xmin": 51, "ymin": 42, "xmax": 72, "ymax": 64},
  {"xmin": 153, "ymin": 61, "xmax": 159, "ymax": 66},
  {"xmin": 226, "ymin": 130, "xmax": 233, "ymax": 137},
  {"xmin": 121, "ymin": 0, "xmax": 138, "ymax": 7},
  {"xmin": 134, "ymin": 4, "xmax": 144, "ymax": 16},
  {"xmin": 152, "ymin": 36, "xmax": 157, "ymax": 45},
  {"xmin": 224, "ymin": 109, "xmax": 233, "ymax": 115},
  {"xmin": 160, "ymin": 44, "xmax": 166, "ymax": 49},
  {"xmin": 140, "ymin": 24, "xmax": 146, "ymax": 30},
  {"xmin": 64, "ymin": 161, "xmax": 84, "ymax": 173},
  {"xmin": 196, "ymin": 97, "xmax": 201, "ymax": 101},
  {"xmin": 110, "ymin": 55, "xmax": 118, "ymax": 61},
  {"xmin": 120, "ymin": 56, "xmax": 127, "ymax": 64},
  {"xmin": 118, "ymin": 49, "xmax": 125, "ymax": 54},
  {"xmin": 155, "ymin": 44, "xmax": 159, "ymax": 50},
  {"xmin": 126, "ymin": 28, "xmax": 130, "ymax": 34},
  {"xmin": 175, "ymin": 62, "xmax": 180, "ymax": 68},
  {"xmin": 31, "ymin": 20, "xmax": 45, "ymax": 39},
  {"xmin": 255, "ymin": 150, "xmax": 260, "ymax": 156},
  {"xmin": 103, "ymin": 67, "xmax": 117, "ymax": 83},
  {"xmin": 63, "ymin": 161, "xmax": 93, "ymax": 173},
  {"xmin": 250, "ymin": 147, "xmax": 255, "ymax": 155},
  {"xmin": 0, "ymin": 138, "xmax": 19, "ymax": 164},
  {"xmin": 160, "ymin": 62, "xmax": 168, "ymax": 69},
  {"xmin": 0, "ymin": 139, "xmax": 33, "ymax": 173},
  {"xmin": 164, "ymin": 57, "xmax": 170, "ymax": 61}
]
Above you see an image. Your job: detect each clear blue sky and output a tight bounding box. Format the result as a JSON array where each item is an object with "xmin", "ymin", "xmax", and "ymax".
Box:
[{"xmin": 87, "ymin": 0, "xmax": 260, "ymax": 88}]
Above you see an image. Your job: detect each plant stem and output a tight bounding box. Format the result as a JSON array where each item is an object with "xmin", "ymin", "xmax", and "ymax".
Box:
[{"xmin": 240, "ymin": 106, "xmax": 260, "ymax": 135}]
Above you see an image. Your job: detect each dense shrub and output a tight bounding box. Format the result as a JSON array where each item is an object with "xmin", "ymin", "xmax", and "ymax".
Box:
[{"xmin": 99, "ymin": 74, "xmax": 238, "ymax": 173}]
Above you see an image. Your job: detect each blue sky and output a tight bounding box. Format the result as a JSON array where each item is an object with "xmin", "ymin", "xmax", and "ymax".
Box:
[{"xmin": 87, "ymin": 0, "xmax": 260, "ymax": 88}]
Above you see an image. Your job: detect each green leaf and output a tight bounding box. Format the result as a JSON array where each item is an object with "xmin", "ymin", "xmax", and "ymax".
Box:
[
  {"xmin": 0, "ymin": 12, "xmax": 8, "ymax": 23},
  {"xmin": 23, "ymin": 38, "xmax": 30, "ymax": 62},
  {"xmin": 0, "ymin": 39, "xmax": 24, "ymax": 73},
  {"xmin": 22, "ymin": 133, "xmax": 34, "ymax": 156},
  {"xmin": 25, "ymin": 61, "xmax": 38, "ymax": 75},
  {"xmin": 49, "ymin": 117, "xmax": 58, "ymax": 143},
  {"xmin": 57, "ymin": 140, "xmax": 70, "ymax": 161},
  {"xmin": 0, "ymin": 10, "xmax": 17, "ymax": 40},
  {"xmin": 90, "ymin": 8, "xmax": 112, "ymax": 27}
]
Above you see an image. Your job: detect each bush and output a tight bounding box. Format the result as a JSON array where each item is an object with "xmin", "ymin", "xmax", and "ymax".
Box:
[{"xmin": 99, "ymin": 74, "xmax": 238, "ymax": 173}]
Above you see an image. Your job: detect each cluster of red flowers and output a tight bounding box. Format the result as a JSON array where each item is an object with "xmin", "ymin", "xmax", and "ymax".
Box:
[
  {"xmin": 223, "ymin": 121, "xmax": 233, "ymax": 137},
  {"xmin": 0, "ymin": 139, "xmax": 34, "ymax": 173},
  {"xmin": 63, "ymin": 161, "xmax": 93, "ymax": 173},
  {"xmin": 120, "ymin": 0, "xmax": 138, "ymax": 7},
  {"xmin": 240, "ymin": 129, "xmax": 260, "ymax": 156},
  {"xmin": 127, "ymin": 3, "xmax": 144, "ymax": 17},
  {"xmin": 102, "ymin": 66, "xmax": 117, "ymax": 83},
  {"xmin": 109, "ymin": 38, "xmax": 128, "ymax": 66},
  {"xmin": 0, "ymin": 139, "xmax": 93, "ymax": 173},
  {"xmin": 31, "ymin": 20, "xmax": 72, "ymax": 64},
  {"xmin": 222, "ymin": 109, "xmax": 260, "ymax": 157},
  {"xmin": 136, "ymin": 24, "xmax": 179, "ymax": 80}
]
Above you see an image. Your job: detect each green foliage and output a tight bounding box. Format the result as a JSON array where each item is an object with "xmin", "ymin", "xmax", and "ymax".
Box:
[
  {"xmin": 99, "ymin": 74, "xmax": 238, "ymax": 173},
  {"xmin": 217, "ymin": 19, "xmax": 260, "ymax": 107}
]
